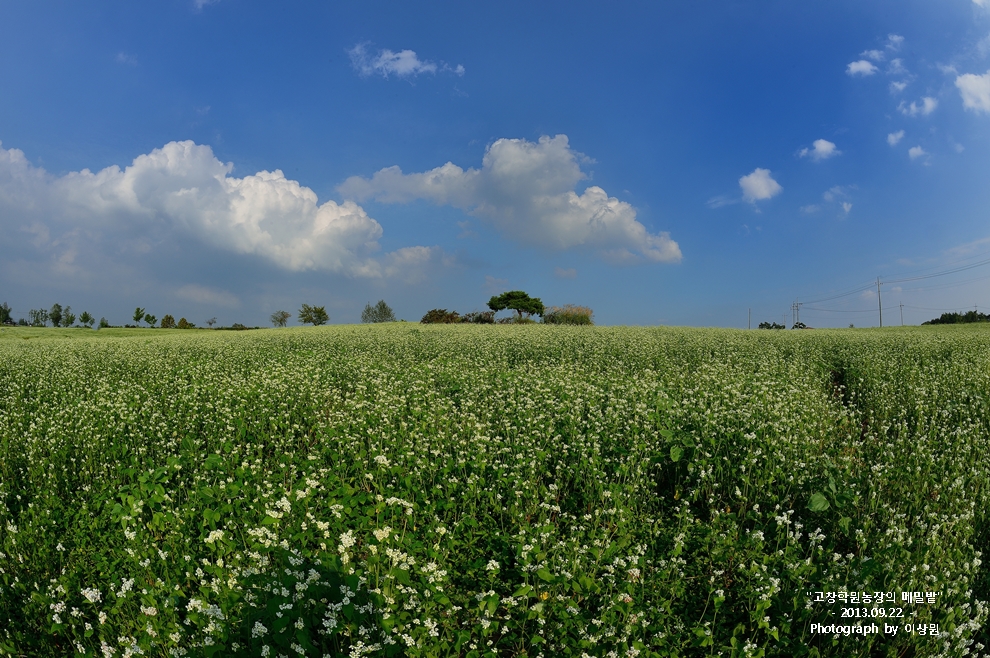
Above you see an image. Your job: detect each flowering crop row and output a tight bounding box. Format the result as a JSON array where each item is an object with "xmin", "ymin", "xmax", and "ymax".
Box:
[{"xmin": 0, "ymin": 324, "xmax": 988, "ymax": 657}]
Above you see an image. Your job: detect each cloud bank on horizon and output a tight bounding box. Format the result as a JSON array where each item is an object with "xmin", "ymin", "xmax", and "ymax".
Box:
[{"xmin": 0, "ymin": 140, "xmax": 442, "ymax": 279}]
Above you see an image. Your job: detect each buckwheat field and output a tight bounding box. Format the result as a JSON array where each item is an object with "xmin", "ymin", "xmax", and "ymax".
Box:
[{"xmin": 1, "ymin": 324, "xmax": 988, "ymax": 658}]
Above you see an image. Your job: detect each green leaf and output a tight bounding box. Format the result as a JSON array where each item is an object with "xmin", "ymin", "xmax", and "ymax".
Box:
[
  {"xmin": 670, "ymin": 446, "xmax": 683, "ymax": 462},
  {"xmin": 808, "ymin": 492, "xmax": 830, "ymax": 512},
  {"xmin": 838, "ymin": 516, "xmax": 851, "ymax": 534}
]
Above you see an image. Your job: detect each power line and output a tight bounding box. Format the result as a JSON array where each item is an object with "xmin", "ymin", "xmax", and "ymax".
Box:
[
  {"xmin": 796, "ymin": 249, "xmax": 990, "ymax": 308},
  {"xmin": 884, "ymin": 255, "xmax": 990, "ymax": 284}
]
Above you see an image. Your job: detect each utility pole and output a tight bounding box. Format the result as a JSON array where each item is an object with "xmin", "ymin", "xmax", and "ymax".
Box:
[
  {"xmin": 877, "ymin": 277, "xmax": 883, "ymax": 328},
  {"xmin": 790, "ymin": 300, "xmax": 802, "ymax": 327},
  {"xmin": 900, "ymin": 302, "xmax": 904, "ymax": 326}
]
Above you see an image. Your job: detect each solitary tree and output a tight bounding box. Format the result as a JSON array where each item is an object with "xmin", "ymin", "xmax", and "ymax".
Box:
[
  {"xmin": 49, "ymin": 303, "xmax": 64, "ymax": 328},
  {"xmin": 79, "ymin": 311, "xmax": 95, "ymax": 328},
  {"xmin": 206, "ymin": 317, "xmax": 217, "ymax": 328},
  {"xmin": 298, "ymin": 304, "xmax": 329, "ymax": 326},
  {"xmin": 144, "ymin": 313, "xmax": 157, "ymax": 328},
  {"xmin": 487, "ymin": 290, "xmax": 545, "ymax": 321},
  {"xmin": 160, "ymin": 314, "xmax": 176, "ymax": 329},
  {"xmin": 133, "ymin": 307, "xmax": 146, "ymax": 324},
  {"xmin": 177, "ymin": 318, "xmax": 195, "ymax": 329},
  {"xmin": 361, "ymin": 300, "xmax": 396, "ymax": 323},
  {"xmin": 63, "ymin": 307, "xmax": 76, "ymax": 327},
  {"xmin": 0, "ymin": 302, "xmax": 11, "ymax": 325},
  {"xmin": 270, "ymin": 310, "xmax": 291, "ymax": 327},
  {"xmin": 99, "ymin": 317, "xmax": 110, "ymax": 329}
]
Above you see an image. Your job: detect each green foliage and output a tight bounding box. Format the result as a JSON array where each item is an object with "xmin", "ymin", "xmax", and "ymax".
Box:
[
  {"xmin": 0, "ymin": 302, "xmax": 11, "ymax": 325},
  {"xmin": 461, "ymin": 310, "xmax": 495, "ymax": 324},
  {"xmin": 177, "ymin": 318, "xmax": 195, "ymax": 329},
  {"xmin": 79, "ymin": 311, "xmax": 95, "ymax": 328},
  {"xmin": 28, "ymin": 308, "xmax": 49, "ymax": 327},
  {"xmin": 270, "ymin": 310, "xmax": 291, "ymax": 328},
  {"xmin": 923, "ymin": 310, "xmax": 990, "ymax": 325},
  {"xmin": 133, "ymin": 307, "xmax": 145, "ymax": 324},
  {"xmin": 542, "ymin": 304, "xmax": 594, "ymax": 325},
  {"xmin": 792, "ymin": 322, "xmax": 807, "ymax": 330},
  {"xmin": 361, "ymin": 300, "xmax": 396, "ymax": 324},
  {"xmin": 298, "ymin": 304, "xmax": 329, "ymax": 326},
  {"xmin": 758, "ymin": 321, "xmax": 786, "ymax": 330},
  {"xmin": 49, "ymin": 303, "xmax": 63, "ymax": 328},
  {"xmin": 487, "ymin": 290, "xmax": 544, "ymax": 320},
  {"xmin": 3, "ymin": 325, "xmax": 990, "ymax": 656},
  {"xmin": 206, "ymin": 317, "xmax": 217, "ymax": 328},
  {"xmin": 143, "ymin": 313, "xmax": 157, "ymax": 328},
  {"xmin": 99, "ymin": 317, "xmax": 110, "ymax": 329},
  {"xmin": 160, "ymin": 314, "xmax": 176, "ymax": 329},
  {"xmin": 420, "ymin": 308, "xmax": 461, "ymax": 323}
]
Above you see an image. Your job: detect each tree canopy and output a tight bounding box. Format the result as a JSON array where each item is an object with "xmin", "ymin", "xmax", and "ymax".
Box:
[
  {"xmin": 487, "ymin": 291, "xmax": 545, "ymax": 320},
  {"xmin": 923, "ymin": 310, "xmax": 990, "ymax": 325},
  {"xmin": 298, "ymin": 304, "xmax": 329, "ymax": 326},
  {"xmin": 361, "ymin": 300, "xmax": 396, "ymax": 323}
]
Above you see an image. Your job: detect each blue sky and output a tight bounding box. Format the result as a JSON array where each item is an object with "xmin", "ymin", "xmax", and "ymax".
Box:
[{"xmin": 2, "ymin": 0, "xmax": 990, "ymax": 327}]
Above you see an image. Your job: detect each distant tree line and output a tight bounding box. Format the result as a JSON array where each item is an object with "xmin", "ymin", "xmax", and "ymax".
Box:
[
  {"xmin": 0, "ymin": 302, "xmax": 110, "ymax": 329},
  {"xmin": 4, "ymin": 293, "xmax": 594, "ymax": 330},
  {"xmin": 923, "ymin": 310, "xmax": 990, "ymax": 325}
]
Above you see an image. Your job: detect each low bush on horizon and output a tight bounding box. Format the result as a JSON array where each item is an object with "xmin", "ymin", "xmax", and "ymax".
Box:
[
  {"xmin": 542, "ymin": 304, "xmax": 593, "ymax": 325},
  {"xmin": 1, "ymin": 325, "xmax": 988, "ymax": 656}
]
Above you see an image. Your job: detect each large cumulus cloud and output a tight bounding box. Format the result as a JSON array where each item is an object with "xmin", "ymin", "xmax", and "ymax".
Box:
[
  {"xmin": 338, "ymin": 135, "xmax": 682, "ymax": 264},
  {"xmin": 0, "ymin": 139, "xmax": 438, "ymax": 278}
]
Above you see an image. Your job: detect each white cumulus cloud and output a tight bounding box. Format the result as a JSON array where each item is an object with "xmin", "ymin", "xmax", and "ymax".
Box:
[
  {"xmin": 0, "ymin": 139, "xmax": 435, "ymax": 277},
  {"xmin": 908, "ymin": 145, "xmax": 928, "ymax": 159},
  {"xmin": 847, "ymin": 60, "xmax": 879, "ymax": 76},
  {"xmin": 338, "ymin": 135, "xmax": 681, "ymax": 264},
  {"xmin": 887, "ymin": 130, "xmax": 905, "ymax": 146},
  {"xmin": 899, "ymin": 97, "xmax": 938, "ymax": 116},
  {"xmin": 798, "ymin": 139, "xmax": 840, "ymax": 162},
  {"xmin": 861, "ymin": 49, "xmax": 885, "ymax": 62},
  {"xmin": 348, "ymin": 43, "xmax": 462, "ymax": 79},
  {"xmin": 887, "ymin": 58, "xmax": 907, "ymax": 75},
  {"xmin": 886, "ymin": 34, "xmax": 904, "ymax": 51},
  {"xmin": 956, "ymin": 70, "xmax": 990, "ymax": 113},
  {"xmin": 738, "ymin": 168, "xmax": 782, "ymax": 203}
]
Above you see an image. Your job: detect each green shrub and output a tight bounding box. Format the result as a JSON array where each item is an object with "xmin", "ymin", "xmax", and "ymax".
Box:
[
  {"xmin": 461, "ymin": 311, "xmax": 495, "ymax": 324},
  {"xmin": 421, "ymin": 309, "xmax": 461, "ymax": 323},
  {"xmin": 542, "ymin": 304, "xmax": 593, "ymax": 325}
]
